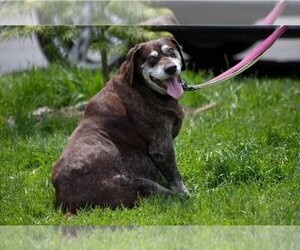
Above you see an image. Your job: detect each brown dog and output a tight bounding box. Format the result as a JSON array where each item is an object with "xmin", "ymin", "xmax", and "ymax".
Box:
[{"xmin": 52, "ymin": 37, "xmax": 189, "ymax": 214}]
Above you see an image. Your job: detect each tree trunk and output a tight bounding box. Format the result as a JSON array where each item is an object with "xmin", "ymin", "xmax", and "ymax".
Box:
[{"xmin": 99, "ymin": 28, "xmax": 109, "ymax": 84}]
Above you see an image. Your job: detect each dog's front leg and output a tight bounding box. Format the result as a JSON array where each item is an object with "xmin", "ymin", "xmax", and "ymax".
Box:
[{"xmin": 148, "ymin": 134, "xmax": 189, "ymax": 195}]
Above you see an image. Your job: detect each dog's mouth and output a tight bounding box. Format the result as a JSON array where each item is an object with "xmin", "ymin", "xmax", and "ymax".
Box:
[{"xmin": 149, "ymin": 75, "xmax": 183, "ymax": 99}]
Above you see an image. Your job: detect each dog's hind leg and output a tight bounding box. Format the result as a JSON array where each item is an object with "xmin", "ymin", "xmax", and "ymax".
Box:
[{"xmin": 130, "ymin": 177, "xmax": 174, "ymax": 197}]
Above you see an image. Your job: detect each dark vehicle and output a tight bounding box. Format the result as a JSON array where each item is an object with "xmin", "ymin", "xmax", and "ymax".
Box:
[{"xmin": 155, "ymin": 1, "xmax": 300, "ymax": 72}]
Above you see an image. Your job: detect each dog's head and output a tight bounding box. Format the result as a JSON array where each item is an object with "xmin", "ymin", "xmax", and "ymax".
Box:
[{"xmin": 124, "ymin": 37, "xmax": 186, "ymax": 99}]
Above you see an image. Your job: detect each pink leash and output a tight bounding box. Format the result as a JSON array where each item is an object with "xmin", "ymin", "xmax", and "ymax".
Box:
[
  {"xmin": 262, "ymin": 0, "xmax": 288, "ymax": 25},
  {"xmin": 182, "ymin": 0, "xmax": 288, "ymax": 91}
]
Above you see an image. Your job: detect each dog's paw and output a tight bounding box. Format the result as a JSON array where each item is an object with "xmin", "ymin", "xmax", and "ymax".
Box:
[
  {"xmin": 170, "ymin": 181, "xmax": 190, "ymax": 196},
  {"xmin": 181, "ymin": 185, "xmax": 190, "ymax": 197}
]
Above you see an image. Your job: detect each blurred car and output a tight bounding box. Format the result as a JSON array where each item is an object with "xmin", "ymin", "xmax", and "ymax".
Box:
[{"xmin": 155, "ymin": 0, "xmax": 300, "ymax": 71}]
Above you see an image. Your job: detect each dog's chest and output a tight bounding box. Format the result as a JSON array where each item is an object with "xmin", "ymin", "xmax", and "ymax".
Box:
[{"xmin": 124, "ymin": 88, "xmax": 183, "ymax": 139}]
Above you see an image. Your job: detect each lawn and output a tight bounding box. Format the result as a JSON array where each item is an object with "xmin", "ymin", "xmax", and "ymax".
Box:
[{"xmin": 0, "ymin": 65, "xmax": 299, "ymax": 225}]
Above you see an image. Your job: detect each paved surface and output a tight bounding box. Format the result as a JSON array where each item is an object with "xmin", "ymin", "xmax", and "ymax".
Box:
[
  {"xmin": 0, "ymin": 35, "xmax": 48, "ymax": 74},
  {"xmin": 0, "ymin": 11, "xmax": 48, "ymax": 74}
]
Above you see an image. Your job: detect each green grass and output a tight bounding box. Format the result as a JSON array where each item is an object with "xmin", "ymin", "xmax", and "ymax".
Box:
[{"xmin": 0, "ymin": 65, "xmax": 299, "ymax": 225}]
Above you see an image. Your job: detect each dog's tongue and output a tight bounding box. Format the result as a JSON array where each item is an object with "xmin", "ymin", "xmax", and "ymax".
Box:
[{"xmin": 163, "ymin": 76, "xmax": 183, "ymax": 99}]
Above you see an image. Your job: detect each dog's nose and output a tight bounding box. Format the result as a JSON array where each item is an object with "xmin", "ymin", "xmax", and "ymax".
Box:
[{"xmin": 165, "ymin": 64, "xmax": 177, "ymax": 75}]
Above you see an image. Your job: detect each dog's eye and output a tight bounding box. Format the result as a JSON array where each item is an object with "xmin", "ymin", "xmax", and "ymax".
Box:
[
  {"xmin": 167, "ymin": 48, "xmax": 175, "ymax": 56},
  {"xmin": 148, "ymin": 56, "xmax": 158, "ymax": 66}
]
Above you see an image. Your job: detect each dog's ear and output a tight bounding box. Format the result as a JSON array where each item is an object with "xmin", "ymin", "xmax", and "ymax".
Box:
[
  {"xmin": 169, "ymin": 37, "xmax": 186, "ymax": 71},
  {"xmin": 124, "ymin": 43, "xmax": 143, "ymax": 85}
]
